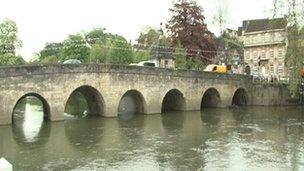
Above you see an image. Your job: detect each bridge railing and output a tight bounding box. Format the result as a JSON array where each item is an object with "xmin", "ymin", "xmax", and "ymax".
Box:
[{"xmin": 0, "ymin": 64, "xmax": 252, "ymax": 82}]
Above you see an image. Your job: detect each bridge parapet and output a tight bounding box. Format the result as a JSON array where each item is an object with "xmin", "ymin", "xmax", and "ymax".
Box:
[{"xmin": 0, "ymin": 64, "xmax": 252, "ymax": 82}]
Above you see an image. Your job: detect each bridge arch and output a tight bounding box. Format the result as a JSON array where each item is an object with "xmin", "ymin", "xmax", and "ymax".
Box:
[
  {"xmin": 12, "ymin": 93, "xmax": 50, "ymax": 124},
  {"xmin": 232, "ymin": 88, "xmax": 248, "ymax": 106},
  {"xmin": 161, "ymin": 89, "xmax": 186, "ymax": 113},
  {"xmin": 65, "ymin": 85, "xmax": 105, "ymax": 117},
  {"xmin": 201, "ymin": 88, "xmax": 221, "ymax": 109},
  {"xmin": 118, "ymin": 89, "xmax": 147, "ymax": 117}
]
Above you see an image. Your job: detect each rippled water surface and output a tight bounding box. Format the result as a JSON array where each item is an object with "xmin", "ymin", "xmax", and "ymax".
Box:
[{"xmin": 1, "ymin": 106, "xmax": 304, "ymax": 170}]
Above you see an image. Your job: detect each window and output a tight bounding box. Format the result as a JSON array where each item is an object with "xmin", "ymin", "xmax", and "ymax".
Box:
[
  {"xmin": 261, "ymin": 51, "xmax": 266, "ymax": 59},
  {"xmin": 278, "ymin": 63, "xmax": 284, "ymax": 74},
  {"xmin": 265, "ymin": 33, "xmax": 269, "ymax": 42},
  {"xmin": 270, "ymin": 50, "xmax": 274, "ymax": 58},
  {"xmin": 252, "ymin": 36, "xmax": 257, "ymax": 43},
  {"xmin": 246, "ymin": 37, "xmax": 250, "ymax": 44},
  {"xmin": 278, "ymin": 49, "xmax": 283, "ymax": 59},
  {"xmin": 254, "ymin": 51, "xmax": 258, "ymax": 60},
  {"xmin": 246, "ymin": 52, "xmax": 250, "ymax": 60},
  {"xmin": 253, "ymin": 65, "xmax": 258, "ymax": 74},
  {"xmin": 165, "ymin": 60, "xmax": 168, "ymax": 68},
  {"xmin": 270, "ymin": 64, "xmax": 274, "ymax": 73}
]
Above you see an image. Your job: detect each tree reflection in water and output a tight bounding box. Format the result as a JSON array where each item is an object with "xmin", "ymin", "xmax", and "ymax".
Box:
[{"xmin": 12, "ymin": 96, "xmax": 50, "ymax": 145}]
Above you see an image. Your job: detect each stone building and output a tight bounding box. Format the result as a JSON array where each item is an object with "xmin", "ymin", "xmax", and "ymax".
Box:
[{"xmin": 238, "ymin": 18, "xmax": 288, "ymax": 80}]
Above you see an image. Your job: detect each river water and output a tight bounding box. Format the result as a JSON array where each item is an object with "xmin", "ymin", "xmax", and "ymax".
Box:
[{"xmin": 1, "ymin": 104, "xmax": 304, "ymax": 170}]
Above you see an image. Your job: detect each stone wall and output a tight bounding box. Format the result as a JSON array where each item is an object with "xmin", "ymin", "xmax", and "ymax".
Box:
[{"xmin": 251, "ymin": 83, "xmax": 300, "ymax": 106}]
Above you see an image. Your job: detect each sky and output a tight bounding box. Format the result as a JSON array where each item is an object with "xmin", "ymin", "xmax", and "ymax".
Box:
[{"xmin": 0, "ymin": 0, "xmax": 274, "ymax": 61}]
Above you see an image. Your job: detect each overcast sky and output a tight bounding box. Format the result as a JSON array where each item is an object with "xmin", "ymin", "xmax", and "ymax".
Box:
[{"xmin": 0, "ymin": 0, "xmax": 274, "ymax": 61}]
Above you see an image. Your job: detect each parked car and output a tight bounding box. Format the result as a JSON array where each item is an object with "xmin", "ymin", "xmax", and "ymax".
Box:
[
  {"xmin": 62, "ymin": 59, "xmax": 82, "ymax": 64},
  {"xmin": 130, "ymin": 60, "xmax": 158, "ymax": 67}
]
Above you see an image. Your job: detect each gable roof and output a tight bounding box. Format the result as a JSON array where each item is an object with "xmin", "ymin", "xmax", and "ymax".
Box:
[{"xmin": 242, "ymin": 18, "xmax": 287, "ymax": 33}]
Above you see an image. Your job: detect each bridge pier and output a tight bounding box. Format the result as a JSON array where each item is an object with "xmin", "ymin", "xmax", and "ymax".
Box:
[
  {"xmin": 184, "ymin": 92, "xmax": 201, "ymax": 111},
  {"xmin": 49, "ymin": 103, "xmax": 65, "ymax": 121}
]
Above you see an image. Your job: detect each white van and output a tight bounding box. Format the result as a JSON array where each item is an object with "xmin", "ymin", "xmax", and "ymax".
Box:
[{"xmin": 130, "ymin": 60, "xmax": 158, "ymax": 67}]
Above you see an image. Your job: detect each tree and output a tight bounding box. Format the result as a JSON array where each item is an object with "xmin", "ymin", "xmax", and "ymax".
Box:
[
  {"xmin": 133, "ymin": 49, "xmax": 150, "ymax": 63},
  {"xmin": 61, "ymin": 34, "xmax": 90, "ymax": 62},
  {"xmin": 40, "ymin": 55, "xmax": 59, "ymax": 64},
  {"xmin": 212, "ymin": 0, "xmax": 230, "ymax": 34},
  {"xmin": 273, "ymin": 0, "xmax": 304, "ymax": 97},
  {"xmin": 86, "ymin": 28, "xmax": 113, "ymax": 63},
  {"xmin": 0, "ymin": 53, "xmax": 25, "ymax": 65},
  {"xmin": 108, "ymin": 37, "xmax": 133, "ymax": 64},
  {"xmin": 219, "ymin": 31, "xmax": 243, "ymax": 50},
  {"xmin": 175, "ymin": 45, "xmax": 188, "ymax": 69},
  {"xmin": 0, "ymin": 18, "xmax": 24, "ymax": 65},
  {"xmin": 85, "ymin": 28, "xmax": 107, "ymax": 47},
  {"xmin": 134, "ymin": 26, "xmax": 169, "ymax": 63},
  {"xmin": 150, "ymin": 30, "xmax": 173, "ymax": 61},
  {"xmin": 136, "ymin": 27, "xmax": 162, "ymax": 47},
  {"xmin": 89, "ymin": 44, "xmax": 108, "ymax": 63},
  {"xmin": 38, "ymin": 42, "xmax": 63, "ymax": 62},
  {"xmin": 166, "ymin": 0, "xmax": 217, "ymax": 64}
]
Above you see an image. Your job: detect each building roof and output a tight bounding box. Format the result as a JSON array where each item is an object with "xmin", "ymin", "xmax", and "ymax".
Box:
[{"xmin": 241, "ymin": 18, "xmax": 287, "ymax": 34}]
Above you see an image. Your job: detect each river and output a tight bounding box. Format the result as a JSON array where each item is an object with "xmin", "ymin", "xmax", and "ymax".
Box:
[{"xmin": 0, "ymin": 102, "xmax": 304, "ymax": 170}]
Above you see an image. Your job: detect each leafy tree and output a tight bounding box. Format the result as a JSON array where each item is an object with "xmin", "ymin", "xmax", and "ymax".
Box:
[
  {"xmin": 134, "ymin": 26, "xmax": 170, "ymax": 63},
  {"xmin": 216, "ymin": 30, "xmax": 244, "ymax": 65},
  {"xmin": 150, "ymin": 31, "xmax": 173, "ymax": 61},
  {"xmin": 0, "ymin": 18, "xmax": 24, "ymax": 65},
  {"xmin": 89, "ymin": 44, "xmax": 108, "ymax": 63},
  {"xmin": 61, "ymin": 34, "xmax": 90, "ymax": 62},
  {"xmin": 273, "ymin": 0, "xmax": 304, "ymax": 97},
  {"xmin": 212, "ymin": 0, "xmax": 230, "ymax": 34},
  {"xmin": 133, "ymin": 49, "xmax": 150, "ymax": 63},
  {"xmin": 40, "ymin": 55, "xmax": 59, "ymax": 64},
  {"xmin": 108, "ymin": 38, "xmax": 133, "ymax": 64},
  {"xmin": 166, "ymin": 0, "xmax": 217, "ymax": 64},
  {"xmin": 39, "ymin": 42, "xmax": 63, "ymax": 62},
  {"xmin": 175, "ymin": 46, "xmax": 188, "ymax": 69},
  {"xmin": 219, "ymin": 30, "xmax": 243, "ymax": 50},
  {"xmin": 0, "ymin": 53, "xmax": 25, "ymax": 65},
  {"xmin": 34, "ymin": 27, "xmax": 134, "ymax": 64},
  {"xmin": 136, "ymin": 27, "xmax": 162, "ymax": 47},
  {"xmin": 85, "ymin": 28, "xmax": 107, "ymax": 46},
  {"xmin": 86, "ymin": 28, "xmax": 114, "ymax": 63}
]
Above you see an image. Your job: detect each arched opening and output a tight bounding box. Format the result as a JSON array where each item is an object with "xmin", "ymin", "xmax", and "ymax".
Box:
[
  {"xmin": 118, "ymin": 90, "xmax": 147, "ymax": 120},
  {"xmin": 201, "ymin": 88, "xmax": 221, "ymax": 109},
  {"xmin": 245, "ymin": 66, "xmax": 251, "ymax": 75},
  {"xmin": 65, "ymin": 85, "xmax": 104, "ymax": 118},
  {"xmin": 232, "ymin": 88, "xmax": 248, "ymax": 106},
  {"xmin": 12, "ymin": 93, "xmax": 50, "ymax": 143},
  {"xmin": 161, "ymin": 89, "xmax": 186, "ymax": 113}
]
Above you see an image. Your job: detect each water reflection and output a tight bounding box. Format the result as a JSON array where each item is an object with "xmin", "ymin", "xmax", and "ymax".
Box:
[
  {"xmin": 12, "ymin": 96, "xmax": 50, "ymax": 144},
  {"xmin": 201, "ymin": 108, "xmax": 222, "ymax": 125},
  {"xmin": 161, "ymin": 111, "xmax": 185, "ymax": 134},
  {"xmin": 64, "ymin": 117, "xmax": 103, "ymax": 151},
  {"xmin": 3, "ymin": 106, "xmax": 304, "ymax": 170}
]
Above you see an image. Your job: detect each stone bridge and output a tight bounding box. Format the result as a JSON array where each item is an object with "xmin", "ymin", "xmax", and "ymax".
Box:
[{"xmin": 0, "ymin": 64, "xmax": 295, "ymax": 125}]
